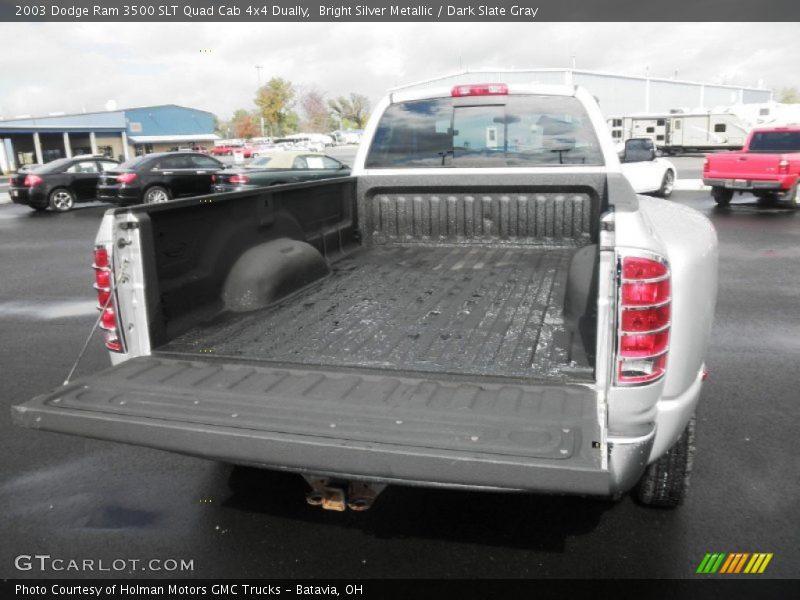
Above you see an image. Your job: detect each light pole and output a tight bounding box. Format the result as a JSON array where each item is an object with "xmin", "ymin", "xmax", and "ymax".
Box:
[{"xmin": 255, "ymin": 65, "xmax": 265, "ymax": 137}]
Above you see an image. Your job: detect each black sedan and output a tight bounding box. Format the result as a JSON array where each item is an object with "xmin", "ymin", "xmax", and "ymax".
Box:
[
  {"xmin": 8, "ymin": 155, "xmax": 119, "ymax": 212},
  {"xmin": 97, "ymin": 152, "xmax": 225, "ymax": 205}
]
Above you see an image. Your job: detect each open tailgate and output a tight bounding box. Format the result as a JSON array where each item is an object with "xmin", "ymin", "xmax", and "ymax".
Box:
[{"xmin": 13, "ymin": 355, "xmax": 609, "ymax": 493}]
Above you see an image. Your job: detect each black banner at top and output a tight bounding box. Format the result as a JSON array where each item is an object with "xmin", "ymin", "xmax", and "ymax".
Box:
[{"xmin": 2, "ymin": 0, "xmax": 799, "ymax": 22}]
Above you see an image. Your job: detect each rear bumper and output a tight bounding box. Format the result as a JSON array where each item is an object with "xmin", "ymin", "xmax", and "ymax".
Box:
[
  {"xmin": 97, "ymin": 185, "xmax": 140, "ymax": 205},
  {"xmin": 212, "ymin": 184, "xmax": 247, "ymax": 193},
  {"xmin": 9, "ymin": 186, "xmax": 46, "ymax": 207},
  {"xmin": 703, "ymin": 177, "xmax": 794, "ymax": 191}
]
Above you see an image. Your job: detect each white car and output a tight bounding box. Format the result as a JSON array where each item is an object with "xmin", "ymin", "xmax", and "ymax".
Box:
[{"xmin": 619, "ymin": 138, "xmax": 677, "ymax": 197}]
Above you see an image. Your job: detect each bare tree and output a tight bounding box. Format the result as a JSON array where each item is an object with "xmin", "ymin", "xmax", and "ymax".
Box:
[
  {"xmin": 779, "ymin": 87, "xmax": 800, "ymax": 103},
  {"xmin": 300, "ymin": 88, "xmax": 333, "ymax": 132},
  {"xmin": 328, "ymin": 93, "xmax": 371, "ymax": 129}
]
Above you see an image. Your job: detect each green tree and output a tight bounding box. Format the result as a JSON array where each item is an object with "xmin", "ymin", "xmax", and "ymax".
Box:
[
  {"xmin": 778, "ymin": 87, "xmax": 800, "ymax": 103},
  {"xmin": 328, "ymin": 93, "xmax": 371, "ymax": 129},
  {"xmin": 213, "ymin": 114, "xmax": 229, "ymax": 138},
  {"xmin": 255, "ymin": 77, "xmax": 297, "ymax": 136}
]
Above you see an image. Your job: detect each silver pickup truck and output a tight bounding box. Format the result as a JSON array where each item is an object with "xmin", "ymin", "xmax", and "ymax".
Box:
[{"xmin": 14, "ymin": 83, "xmax": 718, "ymax": 510}]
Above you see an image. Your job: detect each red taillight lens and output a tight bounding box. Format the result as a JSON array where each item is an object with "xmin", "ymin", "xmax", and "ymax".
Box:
[
  {"xmin": 620, "ymin": 305, "xmax": 670, "ymax": 332},
  {"xmin": 93, "ymin": 245, "xmax": 123, "ymax": 351},
  {"xmin": 451, "ymin": 83, "xmax": 509, "ymax": 97},
  {"xmin": 96, "ymin": 288, "xmax": 111, "ymax": 307},
  {"xmin": 620, "ymin": 331, "xmax": 669, "ymax": 357},
  {"xmin": 101, "ymin": 306, "xmax": 117, "ymax": 330},
  {"xmin": 228, "ymin": 174, "xmax": 250, "ymax": 184},
  {"xmin": 211, "ymin": 175, "xmax": 216, "ymax": 183},
  {"xmin": 703, "ymin": 158, "xmax": 709, "ymax": 173},
  {"xmin": 95, "ymin": 269, "xmax": 111, "ymax": 289},
  {"xmin": 23, "ymin": 174, "xmax": 43, "ymax": 187},
  {"xmin": 778, "ymin": 159, "xmax": 789, "ymax": 175},
  {"xmin": 116, "ymin": 172, "xmax": 137, "ymax": 184},
  {"xmin": 622, "ymin": 280, "xmax": 670, "ymax": 306},
  {"xmin": 617, "ymin": 255, "xmax": 671, "ymax": 385},
  {"xmin": 94, "ymin": 247, "xmax": 109, "ymax": 269},
  {"xmin": 622, "ymin": 257, "xmax": 668, "ymax": 280}
]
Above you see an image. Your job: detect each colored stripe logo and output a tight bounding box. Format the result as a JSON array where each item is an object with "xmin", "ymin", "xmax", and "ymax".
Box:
[{"xmin": 696, "ymin": 553, "xmax": 773, "ymax": 574}]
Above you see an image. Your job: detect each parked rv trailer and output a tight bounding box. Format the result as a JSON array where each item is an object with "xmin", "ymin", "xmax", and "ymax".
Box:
[{"xmin": 608, "ymin": 112, "xmax": 749, "ymax": 154}]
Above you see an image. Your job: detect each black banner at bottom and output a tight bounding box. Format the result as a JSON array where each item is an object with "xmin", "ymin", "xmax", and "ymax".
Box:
[{"xmin": 4, "ymin": 579, "xmax": 800, "ymax": 600}]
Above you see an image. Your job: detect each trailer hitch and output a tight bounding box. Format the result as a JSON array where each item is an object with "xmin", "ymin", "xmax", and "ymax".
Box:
[{"xmin": 303, "ymin": 477, "xmax": 386, "ymax": 512}]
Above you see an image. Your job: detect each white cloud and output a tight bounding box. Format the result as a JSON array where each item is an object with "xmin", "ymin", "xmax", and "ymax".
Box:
[{"xmin": 0, "ymin": 22, "xmax": 798, "ymax": 120}]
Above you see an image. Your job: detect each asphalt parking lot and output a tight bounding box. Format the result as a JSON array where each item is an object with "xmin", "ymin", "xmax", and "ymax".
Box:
[{"xmin": 1, "ymin": 172, "xmax": 798, "ymax": 578}]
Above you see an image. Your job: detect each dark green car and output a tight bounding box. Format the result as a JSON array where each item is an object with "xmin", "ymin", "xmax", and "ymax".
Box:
[{"xmin": 211, "ymin": 151, "xmax": 350, "ymax": 192}]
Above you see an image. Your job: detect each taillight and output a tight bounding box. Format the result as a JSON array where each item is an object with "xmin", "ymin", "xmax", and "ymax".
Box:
[
  {"xmin": 617, "ymin": 254, "xmax": 670, "ymax": 385},
  {"xmin": 702, "ymin": 157, "xmax": 709, "ymax": 173},
  {"xmin": 451, "ymin": 83, "xmax": 509, "ymax": 97},
  {"xmin": 211, "ymin": 175, "xmax": 216, "ymax": 183},
  {"xmin": 778, "ymin": 159, "xmax": 789, "ymax": 175},
  {"xmin": 228, "ymin": 174, "xmax": 250, "ymax": 184},
  {"xmin": 93, "ymin": 245, "xmax": 123, "ymax": 352},
  {"xmin": 23, "ymin": 174, "xmax": 43, "ymax": 187},
  {"xmin": 116, "ymin": 172, "xmax": 137, "ymax": 184}
]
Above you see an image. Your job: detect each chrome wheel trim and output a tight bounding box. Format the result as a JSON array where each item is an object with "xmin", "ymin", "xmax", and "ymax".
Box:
[
  {"xmin": 52, "ymin": 190, "xmax": 74, "ymax": 210},
  {"xmin": 145, "ymin": 188, "xmax": 169, "ymax": 204},
  {"xmin": 662, "ymin": 171, "xmax": 674, "ymax": 195}
]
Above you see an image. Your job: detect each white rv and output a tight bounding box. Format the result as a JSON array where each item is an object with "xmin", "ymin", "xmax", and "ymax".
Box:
[{"xmin": 608, "ymin": 112, "xmax": 749, "ymax": 154}]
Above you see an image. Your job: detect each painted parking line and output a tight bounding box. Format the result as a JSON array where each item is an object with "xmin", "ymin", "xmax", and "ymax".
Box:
[
  {"xmin": 0, "ymin": 299, "xmax": 97, "ymax": 320},
  {"xmin": 674, "ymin": 178, "xmax": 710, "ymax": 192}
]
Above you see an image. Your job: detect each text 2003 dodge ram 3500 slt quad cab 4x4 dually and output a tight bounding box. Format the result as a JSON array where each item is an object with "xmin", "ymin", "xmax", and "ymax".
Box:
[{"xmin": 14, "ymin": 83, "xmax": 718, "ymax": 510}]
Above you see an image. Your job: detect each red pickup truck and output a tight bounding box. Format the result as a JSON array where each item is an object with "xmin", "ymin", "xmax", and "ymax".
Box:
[{"xmin": 703, "ymin": 125, "xmax": 800, "ymax": 208}]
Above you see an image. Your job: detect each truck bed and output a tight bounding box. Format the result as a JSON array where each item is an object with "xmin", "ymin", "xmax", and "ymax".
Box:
[{"xmin": 161, "ymin": 244, "xmax": 588, "ymax": 382}]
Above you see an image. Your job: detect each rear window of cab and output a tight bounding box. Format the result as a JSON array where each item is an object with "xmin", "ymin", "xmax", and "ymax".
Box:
[{"xmin": 365, "ymin": 95, "xmax": 604, "ymax": 168}]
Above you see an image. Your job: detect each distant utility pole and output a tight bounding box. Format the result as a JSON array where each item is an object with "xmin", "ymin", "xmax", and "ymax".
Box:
[{"xmin": 255, "ymin": 65, "xmax": 265, "ymax": 137}]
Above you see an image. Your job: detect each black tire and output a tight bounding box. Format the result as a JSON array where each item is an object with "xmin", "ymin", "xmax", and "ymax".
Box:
[
  {"xmin": 48, "ymin": 187, "xmax": 75, "ymax": 212},
  {"xmin": 711, "ymin": 186, "xmax": 733, "ymax": 206},
  {"xmin": 782, "ymin": 182, "xmax": 799, "ymax": 210},
  {"xmin": 656, "ymin": 170, "xmax": 675, "ymax": 198},
  {"xmin": 635, "ymin": 415, "xmax": 696, "ymax": 508},
  {"xmin": 143, "ymin": 186, "xmax": 171, "ymax": 204}
]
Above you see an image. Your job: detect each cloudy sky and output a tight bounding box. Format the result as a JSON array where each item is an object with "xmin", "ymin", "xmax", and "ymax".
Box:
[{"xmin": 0, "ymin": 22, "xmax": 797, "ymax": 121}]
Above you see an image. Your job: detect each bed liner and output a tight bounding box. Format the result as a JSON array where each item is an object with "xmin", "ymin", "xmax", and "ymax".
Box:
[{"xmin": 161, "ymin": 244, "xmax": 588, "ymax": 381}]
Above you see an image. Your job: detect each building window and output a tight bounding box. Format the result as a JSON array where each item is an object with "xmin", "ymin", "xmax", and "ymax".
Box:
[
  {"xmin": 612, "ymin": 130, "xmax": 622, "ymax": 138},
  {"xmin": 675, "ymin": 120, "xmax": 682, "ymax": 130},
  {"xmin": 612, "ymin": 119, "xmax": 622, "ymax": 127},
  {"xmin": 646, "ymin": 127, "xmax": 655, "ymax": 133},
  {"xmin": 656, "ymin": 119, "xmax": 665, "ymax": 126},
  {"xmin": 656, "ymin": 135, "xmax": 665, "ymax": 141},
  {"xmin": 759, "ymin": 108, "xmax": 770, "ymax": 116},
  {"xmin": 714, "ymin": 124, "xmax": 727, "ymax": 133}
]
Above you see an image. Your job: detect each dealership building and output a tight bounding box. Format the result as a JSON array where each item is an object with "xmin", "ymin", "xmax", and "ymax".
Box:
[
  {"xmin": 0, "ymin": 104, "xmax": 218, "ymax": 172},
  {"xmin": 391, "ymin": 68, "xmax": 773, "ymax": 116}
]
